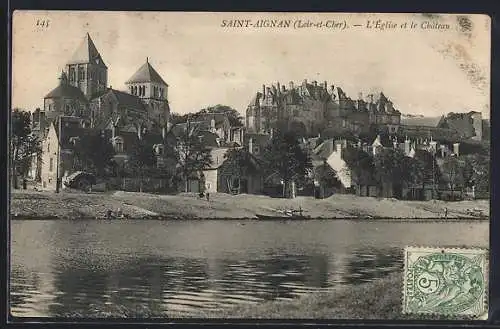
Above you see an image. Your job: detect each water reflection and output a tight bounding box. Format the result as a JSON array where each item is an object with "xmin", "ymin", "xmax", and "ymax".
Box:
[{"xmin": 10, "ymin": 219, "xmax": 488, "ymax": 318}]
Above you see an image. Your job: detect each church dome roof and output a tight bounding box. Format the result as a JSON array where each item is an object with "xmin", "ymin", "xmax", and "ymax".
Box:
[{"xmin": 44, "ymin": 72, "xmax": 88, "ymax": 102}]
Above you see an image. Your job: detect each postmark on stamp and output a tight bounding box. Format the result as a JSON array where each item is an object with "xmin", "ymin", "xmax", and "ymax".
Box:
[{"xmin": 403, "ymin": 247, "xmax": 488, "ymax": 318}]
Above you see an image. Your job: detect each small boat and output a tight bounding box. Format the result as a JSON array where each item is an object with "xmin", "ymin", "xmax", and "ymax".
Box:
[
  {"xmin": 256, "ymin": 208, "xmax": 311, "ymax": 220},
  {"xmin": 255, "ymin": 214, "xmax": 311, "ymax": 220}
]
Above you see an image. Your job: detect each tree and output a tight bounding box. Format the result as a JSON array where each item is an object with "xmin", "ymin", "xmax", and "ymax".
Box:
[
  {"xmin": 462, "ymin": 153, "xmax": 489, "ymax": 196},
  {"xmin": 201, "ymin": 104, "xmax": 244, "ymax": 127},
  {"xmin": 414, "ymin": 149, "xmax": 441, "ymax": 190},
  {"xmin": 262, "ymin": 131, "xmax": 313, "ymax": 198},
  {"xmin": 441, "ymin": 156, "xmax": 465, "ymax": 194},
  {"xmin": 373, "ymin": 148, "xmax": 414, "ymax": 198},
  {"xmin": 71, "ymin": 132, "xmax": 116, "ymax": 177},
  {"xmin": 223, "ymin": 147, "xmax": 258, "ymax": 194},
  {"xmin": 10, "ymin": 109, "xmax": 42, "ymax": 189},
  {"xmin": 175, "ymin": 121, "xmax": 212, "ymax": 192},
  {"xmin": 170, "ymin": 105, "xmax": 244, "ymax": 127},
  {"xmin": 126, "ymin": 138, "xmax": 157, "ymax": 193},
  {"xmin": 342, "ymin": 146, "xmax": 375, "ymax": 187}
]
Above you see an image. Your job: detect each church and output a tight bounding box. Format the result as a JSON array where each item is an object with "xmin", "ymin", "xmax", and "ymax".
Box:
[{"xmin": 31, "ymin": 33, "xmax": 172, "ymax": 190}]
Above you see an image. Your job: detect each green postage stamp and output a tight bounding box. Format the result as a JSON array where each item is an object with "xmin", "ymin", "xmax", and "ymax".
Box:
[{"xmin": 403, "ymin": 247, "xmax": 488, "ymax": 318}]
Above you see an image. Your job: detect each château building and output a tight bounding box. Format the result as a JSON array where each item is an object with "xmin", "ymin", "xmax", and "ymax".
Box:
[{"xmin": 245, "ymin": 79, "xmax": 401, "ymax": 137}]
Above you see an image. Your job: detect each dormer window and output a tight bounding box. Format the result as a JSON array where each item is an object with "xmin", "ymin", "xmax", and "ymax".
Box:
[
  {"xmin": 112, "ymin": 136, "xmax": 124, "ymax": 153},
  {"xmin": 154, "ymin": 144, "xmax": 164, "ymax": 155},
  {"xmin": 69, "ymin": 136, "xmax": 80, "ymax": 146}
]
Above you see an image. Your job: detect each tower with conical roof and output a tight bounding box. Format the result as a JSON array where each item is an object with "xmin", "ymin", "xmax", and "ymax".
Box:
[
  {"xmin": 65, "ymin": 33, "xmax": 108, "ymax": 99},
  {"xmin": 125, "ymin": 57, "xmax": 170, "ymax": 127}
]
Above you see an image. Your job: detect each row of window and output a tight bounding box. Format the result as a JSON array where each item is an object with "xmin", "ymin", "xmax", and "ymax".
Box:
[
  {"xmin": 68, "ymin": 67, "xmax": 105, "ymax": 83},
  {"xmin": 130, "ymin": 85, "xmax": 165, "ymax": 98},
  {"xmin": 111, "ymin": 137, "xmax": 164, "ymax": 155}
]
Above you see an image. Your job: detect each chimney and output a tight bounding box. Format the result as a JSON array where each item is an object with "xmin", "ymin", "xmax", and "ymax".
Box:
[
  {"xmin": 429, "ymin": 141, "xmax": 437, "ymax": 154},
  {"xmin": 453, "ymin": 143, "xmax": 460, "ymax": 156},
  {"xmin": 282, "ymin": 85, "xmax": 286, "ymax": 92},
  {"xmin": 404, "ymin": 138, "xmax": 410, "ymax": 155},
  {"xmin": 248, "ymin": 137, "xmax": 253, "ymax": 154},
  {"xmin": 277, "ymin": 82, "xmax": 281, "ymax": 94},
  {"xmin": 324, "ymin": 81, "xmax": 328, "ymax": 89},
  {"xmin": 313, "ymin": 80, "xmax": 317, "ymax": 87},
  {"xmin": 137, "ymin": 124, "xmax": 142, "ymax": 140},
  {"xmin": 262, "ymin": 84, "xmax": 266, "ymax": 99},
  {"xmin": 33, "ymin": 108, "xmax": 41, "ymax": 126},
  {"xmin": 210, "ymin": 117, "xmax": 216, "ymax": 131},
  {"xmin": 334, "ymin": 140, "xmax": 342, "ymax": 155},
  {"xmin": 327, "ymin": 139, "xmax": 334, "ymax": 155},
  {"xmin": 289, "ymin": 81, "xmax": 294, "ymax": 90},
  {"xmin": 39, "ymin": 110, "xmax": 46, "ymax": 130}
]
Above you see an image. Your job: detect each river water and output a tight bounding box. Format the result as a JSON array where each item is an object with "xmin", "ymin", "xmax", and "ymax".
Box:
[{"xmin": 10, "ymin": 219, "xmax": 488, "ymax": 318}]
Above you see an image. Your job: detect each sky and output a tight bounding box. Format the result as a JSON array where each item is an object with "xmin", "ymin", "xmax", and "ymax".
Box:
[{"xmin": 12, "ymin": 12, "xmax": 491, "ymax": 118}]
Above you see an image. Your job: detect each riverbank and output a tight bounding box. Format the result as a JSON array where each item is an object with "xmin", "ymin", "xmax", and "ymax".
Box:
[{"xmin": 10, "ymin": 189, "xmax": 489, "ymax": 220}]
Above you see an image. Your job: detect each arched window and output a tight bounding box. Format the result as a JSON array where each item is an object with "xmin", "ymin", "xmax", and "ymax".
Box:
[
  {"xmin": 69, "ymin": 67, "xmax": 76, "ymax": 82},
  {"xmin": 78, "ymin": 67, "xmax": 85, "ymax": 81}
]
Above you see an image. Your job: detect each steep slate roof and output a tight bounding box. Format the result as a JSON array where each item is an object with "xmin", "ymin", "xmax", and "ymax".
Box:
[
  {"xmin": 247, "ymin": 93, "xmax": 262, "ymax": 107},
  {"xmin": 93, "ymin": 88, "xmax": 147, "ymax": 112},
  {"xmin": 126, "ymin": 59, "xmax": 168, "ymax": 86},
  {"xmin": 111, "ymin": 89, "xmax": 147, "ymax": 111},
  {"xmin": 67, "ymin": 33, "xmax": 106, "ymax": 67},
  {"xmin": 313, "ymin": 139, "xmax": 338, "ymax": 160}
]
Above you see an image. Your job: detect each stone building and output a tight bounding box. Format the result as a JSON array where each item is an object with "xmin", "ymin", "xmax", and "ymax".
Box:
[
  {"xmin": 31, "ymin": 33, "xmax": 172, "ymax": 190},
  {"xmin": 245, "ymin": 79, "xmax": 401, "ymax": 137},
  {"xmin": 65, "ymin": 33, "xmax": 108, "ymax": 99}
]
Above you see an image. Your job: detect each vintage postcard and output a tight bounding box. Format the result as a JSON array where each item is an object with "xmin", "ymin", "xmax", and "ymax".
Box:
[{"xmin": 10, "ymin": 11, "xmax": 490, "ymax": 320}]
